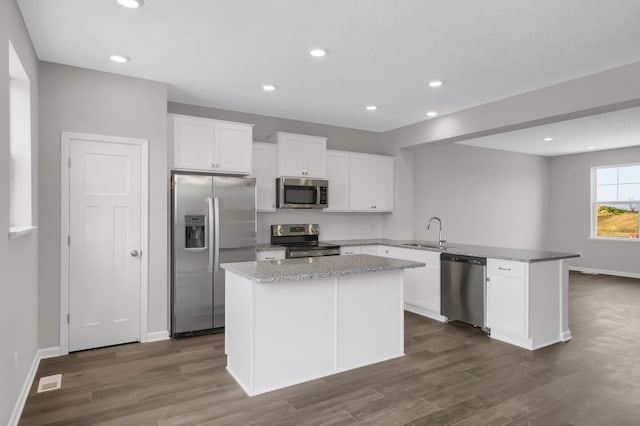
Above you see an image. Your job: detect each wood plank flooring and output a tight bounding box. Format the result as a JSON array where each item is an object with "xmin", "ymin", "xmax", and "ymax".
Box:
[{"xmin": 20, "ymin": 272, "xmax": 640, "ymax": 425}]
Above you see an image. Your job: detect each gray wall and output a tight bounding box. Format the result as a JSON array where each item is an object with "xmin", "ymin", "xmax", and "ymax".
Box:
[
  {"xmin": 410, "ymin": 143, "xmax": 550, "ymax": 250},
  {"xmin": 0, "ymin": 1, "xmax": 39, "ymax": 423},
  {"xmin": 168, "ymin": 102, "xmax": 392, "ymax": 243},
  {"xmin": 548, "ymin": 146, "xmax": 640, "ymax": 275},
  {"xmin": 38, "ymin": 63, "xmax": 169, "ymax": 348}
]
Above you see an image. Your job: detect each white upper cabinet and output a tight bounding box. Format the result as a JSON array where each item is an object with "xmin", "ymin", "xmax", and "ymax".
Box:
[
  {"xmin": 272, "ymin": 132, "xmax": 327, "ymax": 178},
  {"xmin": 324, "ymin": 150, "xmax": 350, "ymax": 212},
  {"xmin": 252, "ymin": 142, "xmax": 277, "ymax": 212},
  {"xmin": 171, "ymin": 114, "xmax": 253, "ymax": 174},
  {"xmin": 349, "ymin": 153, "xmax": 394, "ymax": 212}
]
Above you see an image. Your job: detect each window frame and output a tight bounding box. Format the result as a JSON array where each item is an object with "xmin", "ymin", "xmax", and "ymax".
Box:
[{"xmin": 590, "ymin": 163, "xmax": 640, "ymax": 241}]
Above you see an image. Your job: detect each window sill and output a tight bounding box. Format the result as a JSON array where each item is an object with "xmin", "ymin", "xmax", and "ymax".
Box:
[
  {"xmin": 8, "ymin": 225, "xmax": 38, "ymax": 240},
  {"xmin": 589, "ymin": 236, "xmax": 639, "ymax": 243}
]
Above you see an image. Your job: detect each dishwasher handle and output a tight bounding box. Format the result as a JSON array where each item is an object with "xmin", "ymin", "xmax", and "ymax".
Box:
[{"xmin": 440, "ymin": 253, "xmax": 487, "ymax": 265}]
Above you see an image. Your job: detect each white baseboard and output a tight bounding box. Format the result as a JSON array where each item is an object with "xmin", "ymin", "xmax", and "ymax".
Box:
[
  {"xmin": 145, "ymin": 330, "xmax": 170, "ymax": 342},
  {"xmin": 570, "ymin": 266, "xmax": 640, "ymax": 279},
  {"xmin": 9, "ymin": 346, "xmax": 61, "ymax": 426}
]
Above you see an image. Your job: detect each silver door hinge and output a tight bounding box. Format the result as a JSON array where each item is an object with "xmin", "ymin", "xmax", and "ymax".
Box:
[
  {"xmin": 67, "ymin": 313, "xmax": 70, "ymax": 324},
  {"xmin": 67, "ymin": 158, "xmax": 71, "ymax": 168},
  {"xmin": 67, "ymin": 235, "xmax": 71, "ymax": 246}
]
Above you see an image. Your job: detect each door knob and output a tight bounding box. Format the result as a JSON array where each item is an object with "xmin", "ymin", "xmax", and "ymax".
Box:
[{"xmin": 130, "ymin": 250, "xmax": 140, "ymax": 257}]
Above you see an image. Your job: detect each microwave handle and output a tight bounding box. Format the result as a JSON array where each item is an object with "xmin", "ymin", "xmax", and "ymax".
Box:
[{"xmin": 316, "ymin": 186, "xmax": 321, "ymax": 204}]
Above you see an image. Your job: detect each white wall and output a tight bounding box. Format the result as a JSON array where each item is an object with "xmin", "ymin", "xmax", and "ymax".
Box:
[
  {"xmin": 548, "ymin": 146, "xmax": 640, "ymax": 275},
  {"xmin": 410, "ymin": 143, "xmax": 550, "ymax": 250},
  {"xmin": 38, "ymin": 63, "xmax": 169, "ymax": 348},
  {"xmin": 0, "ymin": 1, "xmax": 40, "ymax": 424}
]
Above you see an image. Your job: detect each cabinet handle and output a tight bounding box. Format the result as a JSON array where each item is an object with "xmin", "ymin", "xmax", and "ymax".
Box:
[
  {"xmin": 265, "ymin": 257, "xmax": 275, "ymax": 260},
  {"xmin": 498, "ymin": 267, "xmax": 511, "ymax": 271},
  {"xmin": 487, "ymin": 277, "xmax": 491, "ymax": 282}
]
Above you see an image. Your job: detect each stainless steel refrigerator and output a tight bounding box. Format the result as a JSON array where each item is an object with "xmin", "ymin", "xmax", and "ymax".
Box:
[{"xmin": 171, "ymin": 173, "xmax": 256, "ymax": 336}]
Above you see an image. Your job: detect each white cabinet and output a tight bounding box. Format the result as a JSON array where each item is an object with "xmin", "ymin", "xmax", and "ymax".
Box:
[
  {"xmin": 272, "ymin": 132, "xmax": 327, "ymax": 178},
  {"xmin": 324, "ymin": 150, "xmax": 350, "ymax": 212},
  {"xmin": 378, "ymin": 245, "xmax": 392, "ymax": 257},
  {"xmin": 486, "ymin": 259, "xmax": 528, "ymax": 340},
  {"xmin": 252, "ymin": 142, "xmax": 277, "ymax": 212},
  {"xmin": 387, "ymin": 247, "xmax": 443, "ymax": 322},
  {"xmin": 340, "ymin": 245, "xmax": 379, "ymax": 256},
  {"xmin": 349, "ymin": 153, "xmax": 394, "ymax": 212},
  {"xmin": 486, "ymin": 258, "xmax": 564, "ymax": 350},
  {"xmin": 171, "ymin": 114, "xmax": 253, "ymax": 174},
  {"xmin": 256, "ymin": 250, "xmax": 286, "ymax": 261}
]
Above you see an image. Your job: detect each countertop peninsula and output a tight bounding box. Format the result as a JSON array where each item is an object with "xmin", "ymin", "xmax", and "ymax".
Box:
[{"xmin": 257, "ymin": 239, "xmax": 580, "ymax": 263}]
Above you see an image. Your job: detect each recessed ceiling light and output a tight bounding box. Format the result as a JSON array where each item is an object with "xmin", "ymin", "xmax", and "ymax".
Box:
[
  {"xmin": 543, "ymin": 137, "xmax": 553, "ymax": 142},
  {"xmin": 262, "ymin": 84, "xmax": 276, "ymax": 92},
  {"xmin": 586, "ymin": 145, "xmax": 596, "ymax": 150},
  {"xmin": 426, "ymin": 111, "xmax": 438, "ymax": 117},
  {"xmin": 366, "ymin": 105, "xmax": 377, "ymax": 111},
  {"xmin": 428, "ymin": 80, "xmax": 443, "ymax": 88},
  {"xmin": 117, "ymin": 0, "xmax": 143, "ymax": 8},
  {"xmin": 309, "ymin": 49, "xmax": 326, "ymax": 57},
  {"xmin": 109, "ymin": 54, "xmax": 129, "ymax": 63}
]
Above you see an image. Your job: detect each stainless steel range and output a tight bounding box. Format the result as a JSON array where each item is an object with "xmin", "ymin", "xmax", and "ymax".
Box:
[{"xmin": 270, "ymin": 224, "xmax": 340, "ymax": 258}]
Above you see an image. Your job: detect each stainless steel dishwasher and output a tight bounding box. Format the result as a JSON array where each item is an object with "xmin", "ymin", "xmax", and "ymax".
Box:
[{"xmin": 440, "ymin": 253, "xmax": 488, "ymax": 330}]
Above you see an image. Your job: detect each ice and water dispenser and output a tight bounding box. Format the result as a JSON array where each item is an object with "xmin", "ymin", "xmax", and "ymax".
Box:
[{"xmin": 185, "ymin": 215, "xmax": 206, "ymax": 249}]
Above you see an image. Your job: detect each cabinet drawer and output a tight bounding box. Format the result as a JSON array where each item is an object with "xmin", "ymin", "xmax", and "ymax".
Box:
[
  {"xmin": 487, "ymin": 259, "xmax": 526, "ymax": 279},
  {"xmin": 257, "ymin": 250, "xmax": 286, "ymax": 261}
]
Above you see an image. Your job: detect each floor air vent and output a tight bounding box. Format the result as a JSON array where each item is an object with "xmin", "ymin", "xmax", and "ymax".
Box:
[{"xmin": 37, "ymin": 374, "xmax": 62, "ymax": 393}]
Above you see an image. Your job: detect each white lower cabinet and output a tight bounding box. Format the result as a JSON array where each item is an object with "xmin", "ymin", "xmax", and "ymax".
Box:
[
  {"xmin": 256, "ymin": 250, "xmax": 286, "ymax": 261},
  {"xmin": 486, "ymin": 258, "xmax": 564, "ymax": 350},
  {"xmin": 387, "ymin": 247, "xmax": 444, "ymax": 322}
]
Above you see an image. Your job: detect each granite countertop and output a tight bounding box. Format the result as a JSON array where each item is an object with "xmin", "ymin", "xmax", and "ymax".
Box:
[
  {"xmin": 325, "ymin": 239, "xmax": 580, "ymax": 263},
  {"xmin": 258, "ymin": 239, "xmax": 580, "ymax": 263},
  {"xmin": 221, "ymin": 254, "xmax": 425, "ymax": 283}
]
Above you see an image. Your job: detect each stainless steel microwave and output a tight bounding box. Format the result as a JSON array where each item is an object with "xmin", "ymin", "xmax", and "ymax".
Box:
[{"xmin": 276, "ymin": 177, "xmax": 328, "ymax": 209}]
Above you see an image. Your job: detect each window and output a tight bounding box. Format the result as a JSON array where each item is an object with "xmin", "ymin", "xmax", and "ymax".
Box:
[
  {"xmin": 592, "ymin": 163, "xmax": 640, "ymax": 239},
  {"xmin": 8, "ymin": 40, "xmax": 34, "ymax": 239}
]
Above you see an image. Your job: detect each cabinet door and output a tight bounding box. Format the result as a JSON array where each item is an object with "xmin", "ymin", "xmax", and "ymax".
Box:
[
  {"xmin": 214, "ymin": 121, "xmax": 253, "ymax": 174},
  {"xmin": 486, "ymin": 259, "xmax": 527, "ymax": 337},
  {"xmin": 370, "ymin": 156, "xmax": 394, "ymax": 211},
  {"xmin": 252, "ymin": 143, "xmax": 277, "ymax": 212},
  {"xmin": 325, "ymin": 150, "xmax": 350, "ymax": 211},
  {"xmin": 173, "ymin": 115, "xmax": 215, "ymax": 170},
  {"xmin": 388, "ymin": 247, "xmax": 440, "ymax": 315},
  {"xmin": 277, "ymin": 134, "xmax": 305, "ymax": 177},
  {"xmin": 349, "ymin": 155, "xmax": 373, "ymax": 211},
  {"xmin": 304, "ymin": 138, "xmax": 327, "ymax": 178}
]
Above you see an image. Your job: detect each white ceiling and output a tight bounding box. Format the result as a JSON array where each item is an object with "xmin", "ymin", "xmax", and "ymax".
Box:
[
  {"xmin": 457, "ymin": 106, "xmax": 640, "ymax": 156},
  {"xmin": 16, "ymin": 0, "xmax": 640, "ymax": 133}
]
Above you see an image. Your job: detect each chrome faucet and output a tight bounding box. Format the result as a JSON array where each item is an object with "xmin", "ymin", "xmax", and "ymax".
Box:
[{"xmin": 427, "ymin": 216, "xmax": 446, "ymax": 248}]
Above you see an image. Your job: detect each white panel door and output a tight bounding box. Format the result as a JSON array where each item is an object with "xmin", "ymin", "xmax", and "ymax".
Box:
[
  {"xmin": 349, "ymin": 155, "xmax": 372, "ymax": 210},
  {"xmin": 304, "ymin": 138, "xmax": 327, "ymax": 178},
  {"xmin": 277, "ymin": 134, "xmax": 305, "ymax": 177},
  {"xmin": 68, "ymin": 139, "xmax": 142, "ymax": 351}
]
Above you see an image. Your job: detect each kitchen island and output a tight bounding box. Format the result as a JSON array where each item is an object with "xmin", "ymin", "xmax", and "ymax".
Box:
[{"xmin": 222, "ymin": 254, "xmax": 424, "ymax": 396}]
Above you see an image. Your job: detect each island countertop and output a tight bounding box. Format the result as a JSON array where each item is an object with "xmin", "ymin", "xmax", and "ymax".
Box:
[{"xmin": 221, "ymin": 254, "xmax": 425, "ymax": 283}]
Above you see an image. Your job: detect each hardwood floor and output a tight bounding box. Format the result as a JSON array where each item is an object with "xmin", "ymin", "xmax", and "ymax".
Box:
[{"xmin": 20, "ymin": 272, "xmax": 640, "ymax": 425}]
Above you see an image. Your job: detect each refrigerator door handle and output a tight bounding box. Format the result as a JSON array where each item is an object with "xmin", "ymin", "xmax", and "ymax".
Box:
[
  {"xmin": 213, "ymin": 197, "xmax": 220, "ymax": 272},
  {"xmin": 207, "ymin": 197, "xmax": 214, "ymax": 273}
]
